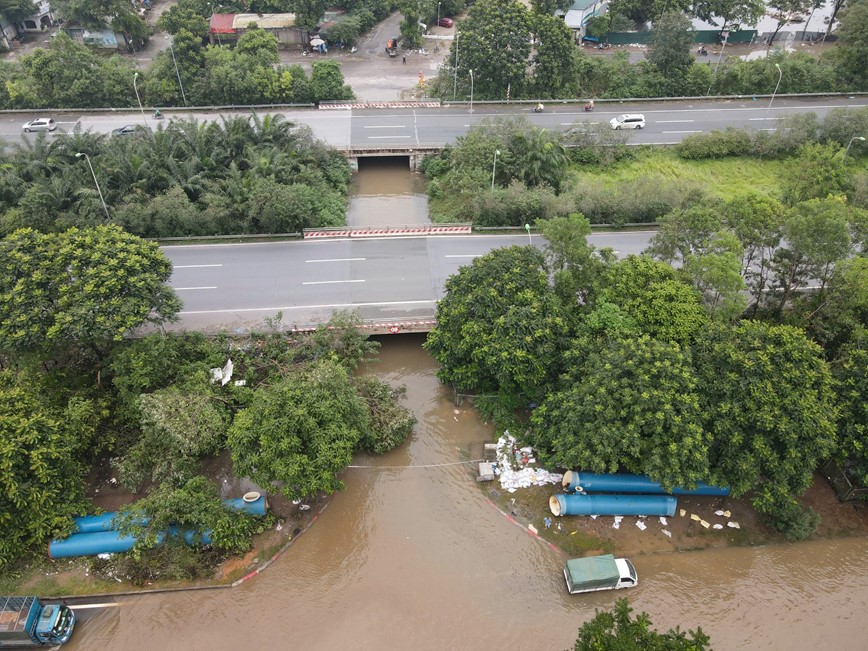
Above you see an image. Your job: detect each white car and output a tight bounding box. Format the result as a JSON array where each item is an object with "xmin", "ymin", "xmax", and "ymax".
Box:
[
  {"xmin": 23, "ymin": 118, "xmax": 57, "ymax": 133},
  {"xmin": 609, "ymin": 114, "xmax": 645, "ymax": 130}
]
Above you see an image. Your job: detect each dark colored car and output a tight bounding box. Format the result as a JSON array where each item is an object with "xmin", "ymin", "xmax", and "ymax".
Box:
[
  {"xmin": 111, "ymin": 125, "xmax": 139, "ymax": 136},
  {"xmin": 437, "ymin": 17, "xmax": 454, "ymax": 28}
]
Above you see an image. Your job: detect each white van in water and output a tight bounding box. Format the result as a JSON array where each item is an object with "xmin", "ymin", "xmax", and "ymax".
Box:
[{"xmin": 609, "ymin": 114, "xmax": 646, "ymax": 130}]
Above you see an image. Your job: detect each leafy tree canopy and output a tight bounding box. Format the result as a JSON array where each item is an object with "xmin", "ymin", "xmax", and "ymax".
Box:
[
  {"xmin": 0, "ymin": 371, "xmax": 90, "ymax": 567},
  {"xmin": 227, "ymin": 360, "xmax": 372, "ymax": 500},
  {"xmin": 0, "ymin": 226, "xmax": 180, "ymax": 356},
  {"xmin": 451, "ymin": 0, "xmax": 533, "ymax": 99},
  {"xmin": 529, "ymin": 335, "xmax": 710, "ymax": 490},
  {"xmin": 597, "ymin": 255, "xmax": 709, "ymax": 345},
  {"xmin": 574, "ymin": 598, "xmax": 711, "ymax": 650},
  {"xmin": 694, "ymin": 321, "xmax": 837, "ymax": 513},
  {"xmin": 830, "ymin": 0, "xmax": 868, "ymax": 89},
  {"xmin": 647, "ymin": 11, "xmax": 695, "ymax": 79},
  {"xmin": 424, "ymin": 245, "xmax": 569, "ymax": 400}
]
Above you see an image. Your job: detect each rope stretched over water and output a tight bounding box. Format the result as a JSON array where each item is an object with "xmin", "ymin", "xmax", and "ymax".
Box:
[{"xmin": 347, "ymin": 459, "xmax": 485, "ymax": 469}]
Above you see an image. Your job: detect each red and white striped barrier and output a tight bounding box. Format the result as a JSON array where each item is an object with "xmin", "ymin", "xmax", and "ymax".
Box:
[
  {"xmin": 320, "ymin": 102, "xmax": 441, "ymax": 110},
  {"xmin": 304, "ymin": 225, "xmax": 471, "ymax": 239},
  {"xmin": 289, "ymin": 320, "xmax": 437, "ymax": 334}
]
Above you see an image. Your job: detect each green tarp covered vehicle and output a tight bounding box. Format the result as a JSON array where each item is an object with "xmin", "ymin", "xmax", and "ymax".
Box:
[{"xmin": 563, "ymin": 554, "xmax": 638, "ymax": 594}]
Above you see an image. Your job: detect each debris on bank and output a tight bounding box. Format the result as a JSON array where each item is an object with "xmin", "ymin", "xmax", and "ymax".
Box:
[{"xmin": 478, "ymin": 432, "xmax": 563, "ymax": 492}]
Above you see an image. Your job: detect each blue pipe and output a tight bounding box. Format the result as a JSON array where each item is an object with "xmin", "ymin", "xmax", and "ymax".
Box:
[
  {"xmin": 549, "ymin": 493, "xmax": 677, "ymax": 517},
  {"xmin": 562, "ymin": 471, "xmax": 730, "ymax": 496},
  {"xmin": 48, "ymin": 528, "xmax": 213, "ymax": 559},
  {"xmin": 72, "ymin": 495, "xmax": 268, "ymax": 533}
]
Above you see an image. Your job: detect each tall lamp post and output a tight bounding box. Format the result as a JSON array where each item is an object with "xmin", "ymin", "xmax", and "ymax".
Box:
[
  {"xmin": 133, "ymin": 72, "xmax": 147, "ymax": 126},
  {"xmin": 169, "ymin": 40, "xmax": 188, "ymax": 107},
  {"xmin": 765, "ymin": 63, "xmax": 782, "ymax": 121},
  {"xmin": 469, "ymin": 68, "xmax": 474, "ymax": 113},
  {"xmin": 437, "ymin": 1, "xmax": 441, "ymax": 27},
  {"xmin": 491, "ymin": 149, "xmax": 500, "ymax": 192},
  {"xmin": 76, "ymin": 153, "xmax": 110, "ymax": 220},
  {"xmin": 843, "ymin": 136, "xmax": 866, "ymax": 162}
]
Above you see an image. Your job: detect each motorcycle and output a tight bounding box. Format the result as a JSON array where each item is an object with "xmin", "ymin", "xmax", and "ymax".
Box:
[
  {"xmin": 583, "ymin": 103, "xmax": 594, "ymax": 112},
  {"xmin": 153, "ymin": 110, "xmax": 164, "ymax": 120},
  {"xmin": 533, "ymin": 104, "xmax": 544, "ymax": 113}
]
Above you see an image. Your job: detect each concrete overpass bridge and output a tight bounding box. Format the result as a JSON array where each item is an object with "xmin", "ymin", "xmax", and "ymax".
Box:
[{"xmin": 338, "ymin": 145, "xmax": 443, "ymax": 171}]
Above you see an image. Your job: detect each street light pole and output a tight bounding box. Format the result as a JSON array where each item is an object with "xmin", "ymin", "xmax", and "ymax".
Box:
[
  {"xmin": 169, "ymin": 41, "xmax": 188, "ymax": 107},
  {"xmin": 524, "ymin": 223, "xmax": 532, "ymax": 246},
  {"xmin": 765, "ymin": 63, "xmax": 782, "ymax": 122},
  {"xmin": 491, "ymin": 149, "xmax": 500, "ymax": 192},
  {"xmin": 437, "ymin": 2, "xmax": 441, "ymax": 27},
  {"xmin": 469, "ymin": 68, "xmax": 473, "ymax": 113},
  {"xmin": 843, "ymin": 136, "xmax": 866, "ymax": 162},
  {"xmin": 133, "ymin": 72, "xmax": 147, "ymax": 127},
  {"xmin": 452, "ymin": 31, "xmax": 459, "ymax": 100},
  {"xmin": 76, "ymin": 153, "xmax": 110, "ymax": 220}
]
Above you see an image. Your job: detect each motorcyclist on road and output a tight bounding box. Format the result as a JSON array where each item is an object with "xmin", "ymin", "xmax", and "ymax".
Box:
[
  {"xmin": 153, "ymin": 109, "xmax": 163, "ymax": 119},
  {"xmin": 535, "ymin": 102, "xmax": 544, "ymax": 113}
]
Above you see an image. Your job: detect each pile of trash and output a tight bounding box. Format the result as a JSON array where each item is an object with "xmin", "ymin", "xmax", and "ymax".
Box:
[{"xmin": 495, "ymin": 432, "xmax": 562, "ymax": 493}]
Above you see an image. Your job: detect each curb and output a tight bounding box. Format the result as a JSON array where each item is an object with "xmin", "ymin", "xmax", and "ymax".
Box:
[{"xmin": 485, "ymin": 497, "xmax": 562, "ymax": 554}]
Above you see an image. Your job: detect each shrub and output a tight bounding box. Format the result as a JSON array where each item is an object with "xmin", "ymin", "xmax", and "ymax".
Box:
[{"xmin": 677, "ymin": 128, "xmax": 753, "ymax": 159}]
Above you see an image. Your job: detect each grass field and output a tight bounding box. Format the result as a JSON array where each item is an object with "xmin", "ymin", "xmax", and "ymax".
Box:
[{"xmin": 572, "ymin": 149, "xmax": 790, "ymax": 201}]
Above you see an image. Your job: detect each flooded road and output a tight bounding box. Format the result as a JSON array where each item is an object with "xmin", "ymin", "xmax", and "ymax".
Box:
[
  {"xmin": 346, "ymin": 158, "xmax": 430, "ymax": 227},
  {"xmin": 66, "ymin": 335, "xmax": 868, "ymax": 650}
]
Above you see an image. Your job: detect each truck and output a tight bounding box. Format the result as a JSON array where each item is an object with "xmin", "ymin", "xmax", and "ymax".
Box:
[
  {"xmin": 563, "ymin": 554, "xmax": 638, "ymax": 595},
  {"xmin": 0, "ymin": 597, "xmax": 75, "ymax": 647},
  {"xmin": 385, "ymin": 38, "xmax": 398, "ymax": 57}
]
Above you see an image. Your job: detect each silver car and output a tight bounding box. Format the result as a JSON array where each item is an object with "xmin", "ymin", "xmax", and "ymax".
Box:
[{"xmin": 23, "ymin": 118, "xmax": 57, "ymax": 133}]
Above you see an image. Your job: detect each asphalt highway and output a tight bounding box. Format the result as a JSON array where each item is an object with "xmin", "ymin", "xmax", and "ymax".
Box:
[
  {"xmin": 163, "ymin": 231, "xmax": 654, "ymax": 332},
  {"xmin": 2, "ymin": 96, "xmax": 866, "ymax": 148}
]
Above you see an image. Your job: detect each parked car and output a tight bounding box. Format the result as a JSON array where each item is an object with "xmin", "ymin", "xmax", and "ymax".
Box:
[
  {"xmin": 437, "ymin": 17, "xmax": 454, "ymax": 28},
  {"xmin": 22, "ymin": 118, "xmax": 56, "ymax": 132},
  {"xmin": 609, "ymin": 114, "xmax": 645, "ymax": 130},
  {"xmin": 111, "ymin": 125, "xmax": 139, "ymax": 137}
]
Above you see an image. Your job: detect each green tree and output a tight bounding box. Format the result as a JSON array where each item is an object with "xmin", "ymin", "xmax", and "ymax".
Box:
[
  {"xmin": 695, "ymin": 321, "xmax": 837, "ymax": 530},
  {"xmin": 531, "ymin": 14, "xmax": 581, "ymax": 99},
  {"xmin": 829, "ymin": 0, "xmax": 868, "ymax": 89},
  {"xmin": 766, "ymin": 0, "xmax": 815, "ymax": 50},
  {"xmin": 50, "ymin": 0, "xmax": 135, "ymax": 28},
  {"xmin": 424, "ymin": 245, "xmax": 569, "ymax": 401},
  {"xmin": 157, "ymin": 5, "xmax": 210, "ymax": 38},
  {"xmin": 0, "ymin": 372, "xmax": 88, "ymax": 567},
  {"xmin": 597, "ymin": 256, "xmax": 709, "ymax": 345},
  {"xmin": 574, "ymin": 599, "xmax": 711, "ymax": 650},
  {"xmin": 290, "ymin": 0, "xmax": 328, "ymax": 33},
  {"xmin": 538, "ymin": 212, "xmax": 614, "ymax": 306},
  {"xmin": 647, "ymin": 11, "xmax": 695, "ymax": 80},
  {"xmin": 682, "ymin": 231, "xmax": 747, "ymax": 322},
  {"xmin": 117, "ymin": 376, "xmax": 231, "ymax": 490},
  {"xmin": 781, "ymin": 142, "xmax": 851, "ymax": 206},
  {"xmin": 645, "ymin": 205, "xmax": 725, "ymax": 265},
  {"xmin": 0, "ymin": 0, "xmax": 36, "ymax": 22},
  {"xmin": 831, "ymin": 340, "xmax": 868, "ymax": 487},
  {"xmin": 805, "ymin": 256, "xmax": 868, "ymax": 354},
  {"xmin": 770, "ymin": 197, "xmax": 852, "ymax": 312},
  {"xmin": 116, "ymin": 476, "xmax": 266, "ymax": 555},
  {"xmin": 722, "ymin": 193, "xmax": 785, "ymax": 311},
  {"xmin": 531, "ymin": 335, "xmax": 710, "ymax": 489},
  {"xmin": 450, "ymin": 0, "xmax": 532, "ymax": 99},
  {"xmin": 310, "ymin": 59, "xmax": 354, "ymax": 101},
  {"xmin": 353, "ymin": 377, "xmax": 416, "ymax": 454},
  {"xmin": 228, "ymin": 361, "xmax": 371, "ymax": 500},
  {"xmin": 693, "ymin": 0, "xmax": 765, "ymax": 31},
  {"xmin": 0, "ymin": 226, "xmax": 181, "ymax": 356}
]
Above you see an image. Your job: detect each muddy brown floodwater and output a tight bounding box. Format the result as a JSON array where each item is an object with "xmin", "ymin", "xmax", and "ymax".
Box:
[
  {"xmin": 346, "ymin": 158, "xmax": 430, "ymax": 228},
  {"xmin": 66, "ymin": 335, "xmax": 868, "ymax": 650}
]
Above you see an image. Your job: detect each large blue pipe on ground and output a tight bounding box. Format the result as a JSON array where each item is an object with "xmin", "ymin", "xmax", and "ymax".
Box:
[
  {"xmin": 549, "ymin": 493, "xmax": 677, "ymax": 517},
  {"xmin": 562, "ymin": 471, "xmax": 730, "ymax": 497},
  {"xmin": 49, "ymin": 528, "xmax": 213, "ymax": 559},
  {"xmin": 72, "ymin": 494, "xmax": 268, "ymax": 534}
]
